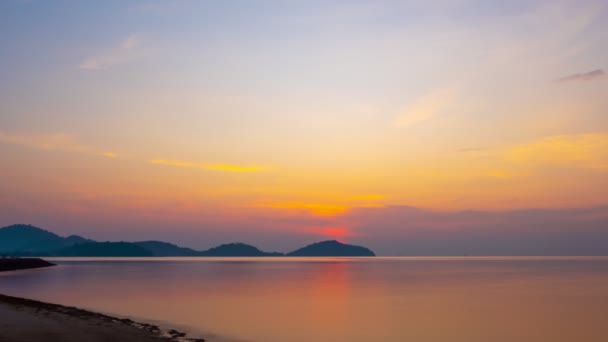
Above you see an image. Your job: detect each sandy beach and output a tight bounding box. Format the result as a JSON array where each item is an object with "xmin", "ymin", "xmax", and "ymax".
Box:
[{"xmin": 0, "ymin": 294, "xmax": 205, "ymax": 342}]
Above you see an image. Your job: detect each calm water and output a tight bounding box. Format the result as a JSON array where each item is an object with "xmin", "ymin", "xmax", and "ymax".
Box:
[{"xmin": 1, "ymin": 257, "xmax": 608, "ymax": 342}]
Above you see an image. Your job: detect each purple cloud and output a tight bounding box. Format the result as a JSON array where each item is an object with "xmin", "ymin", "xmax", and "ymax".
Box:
[{"xmin": 556, "ymin": 69, "xmax": 606, "ymax": 82}]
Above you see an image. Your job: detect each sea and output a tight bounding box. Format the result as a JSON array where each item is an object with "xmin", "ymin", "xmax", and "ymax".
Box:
[{"xmin": 1, "ymin": 257, "xmax": 608, "ymax": 342}]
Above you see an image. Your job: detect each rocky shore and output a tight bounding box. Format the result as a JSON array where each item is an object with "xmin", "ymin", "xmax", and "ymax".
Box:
[
  {"xmin": 0, "ymin": 294, "xmax": 205, "ymax": 342},
  {"xmin": 0, "ymin": 257, "xmax": 55, "ymax": 272}
]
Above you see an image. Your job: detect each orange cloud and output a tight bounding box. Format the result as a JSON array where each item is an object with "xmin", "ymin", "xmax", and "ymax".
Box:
[
  {"xmin": 205, "ymin": 164, "xmax": 267, "ymax": 172},
  {"xmin": 487, "ymin": 170, "xmax": 512, "ymax": 179},
  {"xmin": 348, "ymin": 194, "xmax": 385, "ymax": 201},
  {"xmin": 506, "ymin": 133, "xmax": 608, "ymax": 168},
  {"xmin": 149, "ymin": 159, "xmax": 267, "ymax": 172},
  {"xmin": 264, "ymin": 202, "xmax": 350, "ymax": 216},
  {"xmin": 260, "ymin": 193, "xmax": 385, "ymax": 216}
]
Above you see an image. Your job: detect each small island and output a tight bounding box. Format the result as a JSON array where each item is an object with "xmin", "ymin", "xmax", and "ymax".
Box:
[{"xmin": 287, "ymin": 240, "xmax": 376, "ymax": 257}]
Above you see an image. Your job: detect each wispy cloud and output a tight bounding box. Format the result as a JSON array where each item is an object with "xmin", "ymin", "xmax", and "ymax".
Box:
[
  {"xmin": 456, "ymin": 147, "xmax": 486, "ymax": 153},
  {"xmin": 149, "ymin": 159, "xmax": 268, "ymax": 173},
  {"xmin": 261, "ymin": 194, "xmax": 384, "ymax": 216},
  {"xmin": 395, "ymin": 88, "xmax": 455, "ymax": 128},
  {"xmin": 506, "ymin": 133, "xmax": 608, "ymax": 169},
  {"xmin": 487, "ymin": 170, "xmax": 512, "ymax": 179},
  {"xmin": 0, "ymin": 132, "xmax": 89, "ymax": 152},
  {"xmin": 205, "ymin": 164, "xmax": 268, "ymax": 172},
  {"xmin": 348, "ymin": 194, "xmax": 385, "ymax": 201},
  {"xmin": 556, "ymin": 69, "xmax": 606, "ymax": 82},
  {"xmin": 79, "ymin": 34, "xmax": 144, "ymax": 70},
  {"xmin": 0, "ymin": 132, "xmax": 122, "ymax": 161},
  {"xmin": 263, "ymin": 202, "xmax": 350, "ymax": 216}
]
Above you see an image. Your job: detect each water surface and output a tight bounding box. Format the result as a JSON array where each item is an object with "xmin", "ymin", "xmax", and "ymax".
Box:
[{"xmin": 1, "ymin": 257, "xmax": 608, "ymax": 342}]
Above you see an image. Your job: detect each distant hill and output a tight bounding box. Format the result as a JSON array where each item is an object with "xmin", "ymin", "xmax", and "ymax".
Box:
[
  {"xmin": 134, "ymin": 241, "xmax": 199, "ymax": 256},
  {"xmin": 198, "ymin": 243, "xmax": 284, "ymax": 257},
  {"xmin": 287, "ymin": 240, "xmax": 376, "ymax": 257},
  {"xmin": 0, "ymin": 224, "xmax": 376, "ymax": 257},
  {"xmin": 54, "ymin": 242, "xmax": 154, "ymax": 257},
  {"xmin": 0, "ymin": 224, "xmax": 91, "ymax": 254}
]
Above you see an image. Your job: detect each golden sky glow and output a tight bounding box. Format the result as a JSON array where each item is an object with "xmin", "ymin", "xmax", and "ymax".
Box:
[
  {"xmin": 1, "ymin": 0, "xmax": 608, "ymax": 254},
  {"xmin": 150, "ymin": 159, "xmax": 268, "ymax": 173}
]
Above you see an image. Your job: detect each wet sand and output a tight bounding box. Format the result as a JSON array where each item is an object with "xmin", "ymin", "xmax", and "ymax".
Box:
[{"xmin": 0, "ymin": 294, "xmax": 205, "ymax": 342}]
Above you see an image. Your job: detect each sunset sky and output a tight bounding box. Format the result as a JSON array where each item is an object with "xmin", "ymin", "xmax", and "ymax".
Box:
[{"xmin": 1, "ymin": 0, "xmax": 608, "ymax": 255}]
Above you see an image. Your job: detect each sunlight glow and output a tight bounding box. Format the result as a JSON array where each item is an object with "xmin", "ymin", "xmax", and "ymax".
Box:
[{"xmin": 149, "ymin": 159, "xmax": 267, "ymax": 172}]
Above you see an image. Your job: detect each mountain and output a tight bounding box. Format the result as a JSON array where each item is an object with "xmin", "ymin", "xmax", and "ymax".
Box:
[
  {"xmin": 54, "ymin": 242, "xmax": 154, "ymax": 257},
  {"xmin": 0, "ymin": 224, "xmax": 92, "ymax": 254},
  {"xmin": 198, "ymin": 243, "xmax": 284, "ymax": 257},
  {"xmin": 287, "ymin": 240, "xmax": 376, "ymax": 257},
  {"xmin": 0, "ymin": 224, "xmax": 376, "ymax": 257},
  {"xmin": 134, "ymin": 241, "xmax": 199, "ymax": 256},
  {"xmin": 24, "ymin": 234, "xmax": 91, "ymax": 253}
]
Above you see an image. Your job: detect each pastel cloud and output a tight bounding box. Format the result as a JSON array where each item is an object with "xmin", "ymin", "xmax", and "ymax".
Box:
[
  {"xmin": 149, "ymin": 159, "xmax": 267, "ymax": 173},
  {"xmin": 79, "ymin": 34, "xmax": 143, "ymax": 70},
  {"xmin": 396, "ymin": 88, "xmax": 455, "ymax": 128},
  {"xmin": 506, "ymin": 133, "xmax": 608, "ymax": 169},
  {"xmin": 0, "ymin": 132, "xmax": 89, "ymax": 152},
  {"xmin": 556, "ymin": 69, "xmax": 606, "ymax": 82},
  {"xmin": 0, "ymin": 132, "xmax": 122, "ymax": 161}
]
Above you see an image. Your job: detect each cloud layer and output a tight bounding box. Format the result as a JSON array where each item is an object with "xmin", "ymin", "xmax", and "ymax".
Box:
[{"xmin": 341, "ymin": 205, "xmax": 608, "ymax": 256}]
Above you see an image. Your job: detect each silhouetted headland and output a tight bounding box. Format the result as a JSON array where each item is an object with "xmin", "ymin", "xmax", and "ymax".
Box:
[
  {"xmin": 198, "ymin": 242, "xmax": 284, "ymax": 256},
  {"xmin": 54, "ymin": 242, "xmax": 155, "ymax": 257},
  {"xmin": 134, "ymin": 241, "xmax": 199, "ymax": 256},
  {"xmin": 0, "ymin": 257, "xmax": 55, "ymax": 272},
  {"xmin": 0, "ymin": 224, "xmax": 91, "ymax": 254},
  {"xmin": 288, "ymin": 240, "xmax": 376, "ymax": 256},
  {"xmin": 0, "ymin": 224, "xmax": 376, "ymax": 257}
]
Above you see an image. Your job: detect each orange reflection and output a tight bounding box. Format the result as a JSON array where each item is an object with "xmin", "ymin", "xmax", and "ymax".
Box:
[{"xmin": 308, "ymin": 261, "xmax": 351, "ymax": 333}]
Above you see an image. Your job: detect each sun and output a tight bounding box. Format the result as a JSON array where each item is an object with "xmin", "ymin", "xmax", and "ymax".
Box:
[{"xmin": 321, "ymin": 227, "xmax": 350, "ymax": 241}]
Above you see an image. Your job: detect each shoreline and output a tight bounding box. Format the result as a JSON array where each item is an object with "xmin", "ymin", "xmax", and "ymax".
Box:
[
  {"xmin": 0, "ymin": 293, "xmax": 205, "ymax": 342},
  {"xmin": 0, "ymin": 257, "xmax": 55, "ymax": 272}
]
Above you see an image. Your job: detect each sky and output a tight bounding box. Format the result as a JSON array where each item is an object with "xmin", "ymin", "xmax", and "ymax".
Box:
[{"xmin": 1, "ymin": 0, "xmax": 608, "ymax": 255}]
